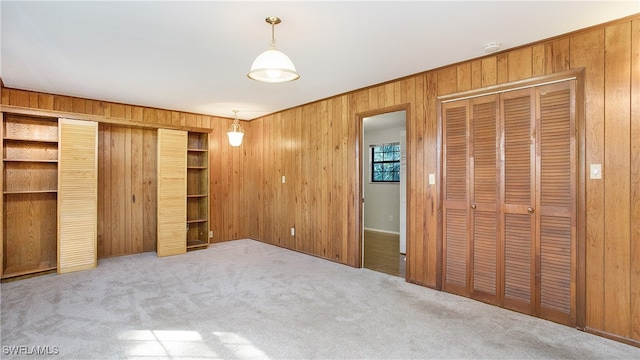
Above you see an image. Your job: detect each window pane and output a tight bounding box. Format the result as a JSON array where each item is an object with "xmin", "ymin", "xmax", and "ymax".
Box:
[
  {"xmin": 373, "ymin": 149, "xmax": 383, "ymax": 161},
  {"xmin": 371, "ymin": 142, "xmax": 400, "ymax": 182}
]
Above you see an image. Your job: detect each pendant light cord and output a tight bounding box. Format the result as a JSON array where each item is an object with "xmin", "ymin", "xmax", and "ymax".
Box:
[{"xmin": 270, "ymin": 22, "xmax": 276, "ymax": 48}]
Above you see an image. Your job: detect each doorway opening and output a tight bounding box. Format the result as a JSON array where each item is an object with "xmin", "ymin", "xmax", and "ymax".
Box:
[{"xmin": 360, "ymin": 110, "xmax": 407, "ymax": 278}]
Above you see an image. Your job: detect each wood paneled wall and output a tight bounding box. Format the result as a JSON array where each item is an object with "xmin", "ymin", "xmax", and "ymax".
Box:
[
  {"xmin": 0, "ymin": 89, "xmax": 246, "ymax": 253},
  {"xmin": 244, "ymin": 96, "xmax": 356, "ymax": 264},
  {"xmin": 245, "ymin": 15, "xmax": 640, "ymax": 345},
  {"xmin": 97, "ymin": 124, "xmax": 158, "ymax": 258}
]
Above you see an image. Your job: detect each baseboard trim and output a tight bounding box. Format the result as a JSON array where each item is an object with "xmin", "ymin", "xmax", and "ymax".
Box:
[
  {"xmin": 584, "ymin": 327, "xmax": 640, "ymax": 348},
  {"xmin": 364, "ymin": 227, "xmax": 400, "ymax": 235}
]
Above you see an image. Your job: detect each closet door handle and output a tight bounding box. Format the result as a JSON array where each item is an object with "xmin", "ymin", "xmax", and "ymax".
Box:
[
  {"xmin": 471, "ymin": 204, "xmax": 476, "ymax": 210},
  {"xmin": 527, "ymin": 207, "xmax": 534, "ymax": 214}
]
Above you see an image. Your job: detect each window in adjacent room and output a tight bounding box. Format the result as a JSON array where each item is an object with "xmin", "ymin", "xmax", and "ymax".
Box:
[{"xmin": 370, "ymin": 142, "xmax": 400, "ymax": 182}]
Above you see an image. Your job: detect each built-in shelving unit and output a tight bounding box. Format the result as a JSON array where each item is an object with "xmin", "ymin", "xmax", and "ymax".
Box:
[
  {"xmin": 186, "ymin": 132, "xmax": 209, "ymax": 251},
  {"xmin": 2, "ymin": 114, "xmax": 59, "ymax": 279}
]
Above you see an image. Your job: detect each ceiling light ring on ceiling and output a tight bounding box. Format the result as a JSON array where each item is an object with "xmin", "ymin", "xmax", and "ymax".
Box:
[
  {"xmin": 248, "ymin": 16, "xmax": 300, "ymax": 83},
  {"xmin": 227, "ymin": 110, "xmax": 244, "ymax": 147}
]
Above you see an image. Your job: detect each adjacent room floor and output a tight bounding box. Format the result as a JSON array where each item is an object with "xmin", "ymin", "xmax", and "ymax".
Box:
[
  {"xmin": 1, "ymin": 239, "xmax": 639, "ymax": 359},
  {"xmin": 363, "ymin": 229, "xmax": 405, "ymax": 278}
]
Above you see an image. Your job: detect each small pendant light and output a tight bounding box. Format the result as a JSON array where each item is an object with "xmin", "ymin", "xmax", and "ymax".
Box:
[
  {"xmin": 227, "ymin": 110, "xmax": 244, "ymax": 147},
  {"xmin": 247, "ymin": 16, "xmax": 300, "ymax": 83}
]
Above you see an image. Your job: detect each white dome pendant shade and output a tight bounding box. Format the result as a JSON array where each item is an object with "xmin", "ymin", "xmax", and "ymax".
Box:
[
  {"xmin": 227, "ymin": 110, "xmax": 244, "ymax": 147},
  {"xmin": 248, "ymin": 16, "xmax": 300, "ymax": 83}
]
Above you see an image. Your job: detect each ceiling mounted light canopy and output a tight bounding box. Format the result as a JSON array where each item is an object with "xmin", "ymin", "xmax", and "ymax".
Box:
[
  {"xmin": 247, "ymin": 16, "xmax": 300, "ymax": 83},
  {"xmin": 227, "ymin": 110, "xmax": 244, "ymax": 147}
]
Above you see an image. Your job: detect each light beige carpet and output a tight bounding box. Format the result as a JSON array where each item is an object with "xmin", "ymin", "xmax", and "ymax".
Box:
[{"xmin": 1, "ymin": 239, "xmax": 639, "ymax": 359}]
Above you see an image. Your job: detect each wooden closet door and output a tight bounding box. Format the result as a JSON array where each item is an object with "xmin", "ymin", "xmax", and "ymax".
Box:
[
  {"xmin": 500, "ymin": 89, "xmax": 536, "ymax": 315},
  {"xmin": 536, "ymin": 81, "xmax": 576, "ymax": 325},
  {"xmin": 442, "ymin": 101, "xmax": 470, "ymax": 296},
  {"xmin": 469, "ymin": 95, "xmax": 500, "ymax": 304},
  {"xmin": 58, "ymin": 119, "xmax": 98, "ymax": 274},
  {"xmin": 157, "ymin": 129, "xmax": 187, "ymax": 257}
]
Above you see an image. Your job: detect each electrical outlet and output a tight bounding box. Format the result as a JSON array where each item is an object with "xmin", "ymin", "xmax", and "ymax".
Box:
[
  {"xmin": 291, "ymin": 227, "xmax": 295, "ymax": 236},
  {"xmin": 429, "ymin": 173, "xmax": 436, "ymax": 185},
  {"xmin": 209, "ymin": 231, "xmax": 213, "ymax": 238},
  {"xmin": 282, "ymin": 175, "xmax": 286, "ymax": 184}
]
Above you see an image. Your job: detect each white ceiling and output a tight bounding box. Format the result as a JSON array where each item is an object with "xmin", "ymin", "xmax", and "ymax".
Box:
[{"xmin": 1, "ymin": 1, "xmax": 638, "ymax": 120}]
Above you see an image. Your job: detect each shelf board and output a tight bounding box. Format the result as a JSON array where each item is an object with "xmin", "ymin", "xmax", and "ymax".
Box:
[
  {"xmin": 187, "ymin": 166, "xmax": 207, "ymax": 169},
  {"xmin": 187, "ymin": 218, "xmax": 207, "ymax": 224},
  {"xmin": 3, "ymin": 137, "xmax": 58, "ymax": 144},
  {"xmin": 3, "ymin": 158, "xmax": 58, "ymax": 163},
  {"xmin": 187, "ymin": 148, "xmax": 207, "ymax": 152},
  {"xmin": 2, "ymin": 263, "xmax": 57, "ymax": 280},
  {"xmin": 4, "ymin": 190, "xmax": 58, "ymax": 194},
  {"xmin": 187, "ymin": 239, "xmax": 208, "ymax": 250},
  {"xmin": 187, "ymin": 194, "xmax": 207, "ymax": 198}
]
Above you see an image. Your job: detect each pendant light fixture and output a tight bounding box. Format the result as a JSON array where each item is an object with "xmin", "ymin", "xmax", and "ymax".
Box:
[
  {"xmin": 247, "ymin": 16, "xmax": 300, "ymax": 83},
  {"xmin": 227, "ymin": 110, "xmax": 244, "ymax": 147}
]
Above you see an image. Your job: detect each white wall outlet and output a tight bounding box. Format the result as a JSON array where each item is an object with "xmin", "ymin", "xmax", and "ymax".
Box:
[
  {"xmin": 388, "ymin": 215, "xmax": 393, "ymax": 222},
  {"xmin": 291, "ymin": 227, "xmax": 295, "ymax": 236},
  {"xmin": 590, "ymin": 164, "xmax": 602, "ymax": 179},
  {"xmin": 282, "ymin": 175, "xmax": 286, "ymax": 184},
  {"xmin": 209, "ymin": 231, "xmax": 213, "ymax": 238},
  {"xmin": 429, "ymin": 173, "xmax": 436, "ymax": 185}
]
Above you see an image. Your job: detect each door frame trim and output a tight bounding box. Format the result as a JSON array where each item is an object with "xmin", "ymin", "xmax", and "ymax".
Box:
[{"xmin": 355, "ymin": 104, "xmax": 410, "ymax": 279}]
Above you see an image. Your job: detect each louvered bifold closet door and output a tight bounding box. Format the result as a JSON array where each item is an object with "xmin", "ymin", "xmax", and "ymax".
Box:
[
  {"xmin": 58, "ymin": 119, "xmax": 98, "ymax": 274},
  {"xmin": 442, "ymin": 101, "xmax": 470, "ymax": 296},
  {"xmin": 536, "ymin": 81, "xmax": 576, "ymax": 326},
  {"xmin": 501, "ymin": 89, "xmax": 536, "ymax": 315},
  {"xmin": 157, "ymin": 129, "xmax": 187, "ymax": 257},
  {"xmin": 469, "ymin": 95, "xmax": 500, "ymax": 305}
]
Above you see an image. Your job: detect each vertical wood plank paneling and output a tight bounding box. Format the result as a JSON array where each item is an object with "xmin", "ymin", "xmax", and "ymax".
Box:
[
  {"xmin": 130, "ymin": 128, "xmax": 144, "ymax": 253},
  {"xmin": 553, "ymin": 38, "xmax": 571, "ymax": 73},
  {"xmin": 143, "ymin": 130, "xmax": 157, "ymax": 252},
  {"xmin": 331, "ymin": 98, "xmax": 343, "ymax": 261},
  {"xmin": 319, "ymin": 100, "xmax": 330, "ymax": 258},
  {"xmin": 482, "ymin": 57, "xmax": 497, "ymax": 87},
  {"xmin": 97, "ymin": 125, "xmax": 156, "ymax": 257},
  {"xmin": 292, "ymin": 108, "xmax": 303, "ymax": 251},
  {"xmin": 424, "ymin": 72, "xmax": 438, "ymax": 287},
  {"xmin": 111, "ymin": 126, "xmax": 126, "ymax": 255},
  {"xmin": 346, "ymin": 96, "xmax": 358, "ymax": 266},
  {"xmin": 208, "ymin": 117, "xmax": 220, "ymax": 242},
  {"xmin": 471, "ymin": 60, "xmax": 483, "ymax": 90},
  {"xmin": 437, "ymin": 67, "xmax": 458, "ymax": 96},
  {"xmin": 570, "ymin": 28, "xmax": 606, "ymax": 331},
  {"xmin": 508, "ymin": 47, "xmax": 533, "ymax": 82},
  {"xmin": 415, "ymin": 75, "xmax": 428, "ymax": 285},
  {"xmin": 496, "ymin": 54, "xmax": 509, "ymax": 84},
  {"xmin": 631, "ymin": 18, "xmax": 640, "ymax": 342},
  {"xmin": 271, "ymin": 113, "xmax": 282, "ymax": 245},
  {"xmin": 300, "ymin": 106, "xmax": 313, "ymax": 254},
  {"xmin": 100, "ymin": 124, "xmax": 112, "ymax": 257},
  {"xmin": 58, "ymin": 119, "xmax": 97, "ymax": 274},
  {"xmin": 603, "ymin": 22, "xmax": 631, "ymax": 338},
  {"xmin": 457, "ymin": 63, "xmax": 472, "ymax": 92},
  {"xmin": 532, "ymin": 44, "xmax": 546, "ymax": 77},
  {"xmin": 124, "ymin": 128, "xmax": 132, "ymax": 254}
]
